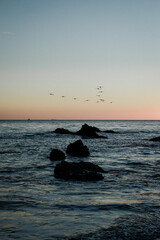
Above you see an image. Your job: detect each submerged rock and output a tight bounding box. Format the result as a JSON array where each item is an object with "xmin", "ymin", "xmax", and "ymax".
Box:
[
  {"xmin": 50, "ymin": 149, "xmax": 66, "ymax": 161},
  {"xmin": 54, "ymin": 128, "xmax": 73, "ymax": 135},
  {"xmin": 103, "ymin": 130, "xmax": 116, "ymax": 133},
  {"xmin": 54, "ymin": 160, "xmax": 104, "ymax": 181},
  {"xmin": 149, "ymin": 136, "xmax": 160, "ymax": 142},
  {"xmin": 66, "ymin": 140, "xmax": 90, "ymax": 157}
]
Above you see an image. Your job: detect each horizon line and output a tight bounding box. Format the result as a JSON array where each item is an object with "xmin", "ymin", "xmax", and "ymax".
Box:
[{"xmin": 0, "ymin": 119, "xmax": 159, "ymax": 121}]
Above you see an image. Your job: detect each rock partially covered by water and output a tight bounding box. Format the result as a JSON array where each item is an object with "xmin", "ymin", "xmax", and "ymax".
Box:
[
  {"xmin": 149, "ymin": 136, "xmax": 160, "ymax": 142},
  {"xmin": 50, "ymin": 149, "xmax": 66, "ymax": 161},
  {"xmin": 103, "ymin": 130, "xmax": 116, "ymax": 133},
  {"xmin": 54, "ymin": 161, "xmax": 104, "ymax": 181},
  {"xmin": 54, "ymin": 128, "xmax": 73, "ymax": 135},
  {"xmin": 76, "ymin": 124, "xmax": 106, "ymax": 138},
  {"xmin": 54, "ymin": 123, "xmax": 117, "ymax": 138},
  {"xmin": 66, "ymin": 140, "xmax": 90, "ymax": 157}
]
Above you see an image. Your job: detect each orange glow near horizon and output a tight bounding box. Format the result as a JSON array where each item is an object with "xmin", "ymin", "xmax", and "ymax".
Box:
[{"xmin": 0, "ymin": 100, "xmax": 160, "ymax": 120}]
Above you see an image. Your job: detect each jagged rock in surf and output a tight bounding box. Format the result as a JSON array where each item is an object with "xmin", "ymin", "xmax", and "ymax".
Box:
[
  {"xmin": 50, "ymin": 149, "xmax": 66, "ymax": 161},
  {"xmin": 66, "ymin": 140, "xmax": 90, "ymax": 157},
  {"xmin": 54, "ymin": 124, "xmax": 117, "ymax": 138},
  {"xmin": 76, "ymin": 123, "xmax": 106, "ymax": 138},
  {"xmin": 54, "ymin": 160, "xmax": 104, "ymax": 181}
]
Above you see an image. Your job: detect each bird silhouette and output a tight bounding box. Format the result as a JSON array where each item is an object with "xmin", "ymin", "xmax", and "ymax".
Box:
[
  {"xmin": 49, "ymin": 93, "xmax": 54, "ymax": 96},
  {"xmin": 97, "ymin": 86, "xmax": 102, "ymax": 89},
  {"xmin": 61, "ymin": 96, "xmax": 66, "ymax": 98}
]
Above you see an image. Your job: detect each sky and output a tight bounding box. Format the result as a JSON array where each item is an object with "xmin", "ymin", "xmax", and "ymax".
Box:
[{"xmin": 0, "ymin": 0, "xmax": 160, "ymax": 120}]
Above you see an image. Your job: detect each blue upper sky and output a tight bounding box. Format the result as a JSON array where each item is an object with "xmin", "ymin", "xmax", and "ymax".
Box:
[{"xmin": 1, "ymin": 0, "xmax": 159, "ymax": 68}]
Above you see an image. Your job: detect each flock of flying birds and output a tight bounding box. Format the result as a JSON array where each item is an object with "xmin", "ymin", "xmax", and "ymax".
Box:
[{"xmin": 49, "ymin": 86, "xmax": 113, "ymax": 104}]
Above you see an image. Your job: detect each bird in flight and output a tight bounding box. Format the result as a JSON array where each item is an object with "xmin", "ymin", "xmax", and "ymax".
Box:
[
  {"xmin": 49, "ymin": 93, "xmax": 54, "ymax": 96},
  {"xmin": 61, "ymin": 96, "xmax": 66, "ymax": 98},
  {"xmin": 84, "ymin": 99, "xmax": 89, "ymax": 102},
  {"xmin": 73, "ymin": 98, "xmax": 77, "ymax": 100},
  {"xmin": 97, "ymin": 86, "xmax": 102, "ymax": 90}
]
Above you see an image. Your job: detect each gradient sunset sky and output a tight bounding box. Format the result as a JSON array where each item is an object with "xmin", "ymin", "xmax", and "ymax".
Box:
[{"xmin": 0, "ymin": 0, "xmax": 160, "ymax": 120}]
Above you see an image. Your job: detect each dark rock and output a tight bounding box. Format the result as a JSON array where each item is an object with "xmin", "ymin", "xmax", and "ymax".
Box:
[
  {"xmin": 54, "ymin": 128, "xmax": 73, "ymax": 135},
  {"xmin": 66, "ymin": 140, "xmax": 90, "ymax": 157},
  {"xmin": 149, "ymin": 136, "xmax": 160, "ymax": 142},
  {"xmin": 90, "ymin": 126, "xmax": 101, "ymax": 132},
  {"xmin": 76, "ymin": 124, "xmax": 106, "ymax": 138},
  {"xmin": 50, "ymin": 149, "xmax": 66, "ymax": 161},
  {"xmin": 54, "ymin": 161, "xmax": 104, "ymax": 181},
  {"xmin": 54, "ymin": 124, "xmax": 116, "ymax": 138}
]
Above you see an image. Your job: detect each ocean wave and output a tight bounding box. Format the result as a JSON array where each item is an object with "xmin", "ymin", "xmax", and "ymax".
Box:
[
  {"xmin": 126, "ymin": 161, "xmax": 150, "ymax": 167},
  {"xmin": 50, "ymin": 203, "xmax": 136, "ymax": 212},
  {"xmin": 24, "ymin": 131, "xmax": 53, "ymax": 138},
  {"xmin": 66, "ymin": 212, "xmax": 160, "ymax": 240},
  {"xmin": 0, "ymin": 151, "xmax": 21, "ymax": 154},
  {"xmin": 0, "ymin": 200, "xmax": 38, "ymax": 210}
]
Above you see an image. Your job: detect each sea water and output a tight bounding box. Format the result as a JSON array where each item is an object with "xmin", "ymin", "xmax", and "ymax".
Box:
[{"xmin": 0, "ymin": 120, "xmax": 160, "ymax": 239}]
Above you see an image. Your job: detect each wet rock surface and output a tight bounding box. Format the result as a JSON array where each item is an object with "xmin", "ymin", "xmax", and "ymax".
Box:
[
  {"xmin": 54, "ymin": 160, "xmax": 104, "ymax": 181},
  {"xmin": 50, "ymin": 149, "xmax": 66, "ymax": 161},
  {"xmin": 66, "ymin": 140, "xmax": 90, "ymax": 157},
  {"xmin": 76, "ymin": 124, "xmax": 106, "ymax": 138},
  {"xmin": 77, "ymin": 161, "xmax": 105, "ymax": 173}
]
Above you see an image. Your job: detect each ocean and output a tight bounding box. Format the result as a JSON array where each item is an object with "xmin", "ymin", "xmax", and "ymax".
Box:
[{"xmin": 0, "ymin": 120, "xmax": 160, "ymax": 239}]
